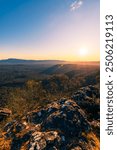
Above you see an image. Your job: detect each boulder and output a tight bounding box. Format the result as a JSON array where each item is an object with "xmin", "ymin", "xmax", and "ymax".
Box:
[{"xmin": 0, "ymin": 108, "xmax": 12, "ymax": 121}]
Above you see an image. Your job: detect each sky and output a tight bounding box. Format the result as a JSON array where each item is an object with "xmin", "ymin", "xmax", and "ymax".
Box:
[{"xmin": 0, "ymin": 0, "xmax": 100, "ymax": 61}]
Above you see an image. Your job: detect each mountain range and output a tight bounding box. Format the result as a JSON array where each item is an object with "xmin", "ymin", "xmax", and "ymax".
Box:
[{"xmin": 0, "ymin": 58, "xmax": 66, "ymax": 64}]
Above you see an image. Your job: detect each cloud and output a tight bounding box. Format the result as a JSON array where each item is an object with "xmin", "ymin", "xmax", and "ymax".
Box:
[{"xmin": 70, "ymin": 0, "xmax": 83, "ymax": 11}]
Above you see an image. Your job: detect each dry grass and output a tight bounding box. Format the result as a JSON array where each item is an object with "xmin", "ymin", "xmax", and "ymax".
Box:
[
  {"xmin": 82, "ymin": 132, "xmax": 100, "ymax": 150},
  {"xmin": 0, "ymin": 137, "xmax": 11, "ymax": 150}
]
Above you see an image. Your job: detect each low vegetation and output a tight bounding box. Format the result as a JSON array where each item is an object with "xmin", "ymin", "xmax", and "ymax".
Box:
[{"xmin": 0, "ymin": 63, "xmax": 100, "ymax": 149}]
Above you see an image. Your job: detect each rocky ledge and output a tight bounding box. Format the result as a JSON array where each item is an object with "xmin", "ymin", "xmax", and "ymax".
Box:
[{"xmin": 0, "ymin": 85, "xmax": 100, "ymax": 150}]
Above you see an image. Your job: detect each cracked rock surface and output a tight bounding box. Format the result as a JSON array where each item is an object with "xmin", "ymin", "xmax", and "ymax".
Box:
[{"xmin": 0, "ymin": 85, "xmax": 100, "ymax": 150}]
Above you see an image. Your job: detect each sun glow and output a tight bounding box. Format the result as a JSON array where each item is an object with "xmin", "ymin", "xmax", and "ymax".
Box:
[{"xmin": 78, "ymin": 48, "xmax": 88, "ymax": 56}]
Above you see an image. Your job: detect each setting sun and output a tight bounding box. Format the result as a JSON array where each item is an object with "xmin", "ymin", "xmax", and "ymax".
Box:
[{"xmin": 78, "ymin": 48, "xmax": 88, "ymax": 56}]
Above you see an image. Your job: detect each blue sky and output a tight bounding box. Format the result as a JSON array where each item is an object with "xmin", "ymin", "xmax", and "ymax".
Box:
[{"xmin": 0, "ymin": 0, "xmax": 100, "ymax": 61}]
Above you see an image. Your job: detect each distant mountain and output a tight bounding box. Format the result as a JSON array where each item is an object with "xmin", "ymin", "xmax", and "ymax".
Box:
[
  {"xmin": 41, "ymin": 63, "xmax": 100, "ymax": 75},
  {"xmin": 0, "ymin": 58, "xmax": 66, "ymax": 64}
]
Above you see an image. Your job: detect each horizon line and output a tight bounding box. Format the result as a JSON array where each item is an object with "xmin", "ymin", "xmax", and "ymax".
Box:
[{"xmin": 0, "ymin": 58, "xmax": 100, "ymax": 62}]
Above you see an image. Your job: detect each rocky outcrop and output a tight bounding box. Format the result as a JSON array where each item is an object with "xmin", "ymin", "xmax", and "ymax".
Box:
[
  {"xmin": 71, "ymin": 85, "xmax": 100, "ymax": 137},
  {"xmin": 0, "ymin": 85, "xmax": 100, "ymax": 150},
  {"xmin": 0, "ymin": 108, "xmax": 12, "ymax": 122}
]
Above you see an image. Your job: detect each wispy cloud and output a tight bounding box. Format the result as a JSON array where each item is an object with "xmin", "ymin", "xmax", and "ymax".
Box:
[{"xmin": 70, "ymin": 0, "xmax": 83, "ymax": 11}]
